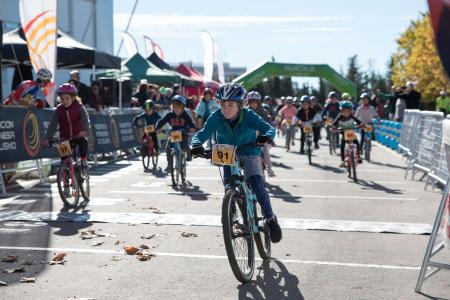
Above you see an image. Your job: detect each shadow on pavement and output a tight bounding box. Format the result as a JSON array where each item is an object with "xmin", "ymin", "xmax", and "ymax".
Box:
[
  {"xmin": 357, "ymin": 179, "xmax": 404, "ymax": 194},
  {"xmin": 367, "ymin": 160, "xmax": 406, "ymax": 170},
  {"xmin": 271, "ymin": 161, "xmax": 293, "ymax": 170},
  {"xmin": 173, "ymin": 181, "xmax": 211, "ymax": 201},
  {"xmin": 416, "ymin": 291, "xmax": 449, "ymax": 300},
  {"xmin": 48, "ymin": 207, "xmax": 93, "ymax": 236},
  {"xmin": 147, "ymin": 166, "xmax": 168, "ymax": 179},
  {"xmin": 310, "ymin": 162, "xmax": 345, "ymax": 174},
  {"xmin": 265, "ymin": 182, "xmax": 301, "ymax": 203},
  {"xmin": 237, "ymin": 259, "xmax": 304, "ymax": 300}
]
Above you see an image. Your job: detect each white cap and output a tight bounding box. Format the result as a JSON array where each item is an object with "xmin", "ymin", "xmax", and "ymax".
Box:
[
  {"xmin": 140, "ymin": 79, "xmax": 148, "ymax": 85},
  {"xmin": 406, "ymin": 81, "xmax": 415, "ymax": 87}
]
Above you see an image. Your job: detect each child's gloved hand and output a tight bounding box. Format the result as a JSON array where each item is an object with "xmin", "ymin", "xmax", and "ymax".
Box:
[
  {"xmin": 256, "ymin": 135, "xmax": 273, "ymax": 145},
  {"xmin": 191, "ymin": 145, "xmax": 205, "ymax": 157}
]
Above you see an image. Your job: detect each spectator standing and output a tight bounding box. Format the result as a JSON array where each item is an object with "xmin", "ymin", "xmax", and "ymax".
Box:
[
  {"xmin": 89, "ymin": 81, "xmax": 104, "ymax": 112},
  {"xmin": 405, "ymin": 81, "xmax": 421, "ymax": 109},
  {"xmin": 133, "ymin": 79, "xmax": 149, "ymax": 107},
  {"xmin": 436, "ymin": 91, "xmax": 450, "ymax": 115},
  {"xmin": 70, "ymin": 70, "xmax": 90, "ymax": 106}
]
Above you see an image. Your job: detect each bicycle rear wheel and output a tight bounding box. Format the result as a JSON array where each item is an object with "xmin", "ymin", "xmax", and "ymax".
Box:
[
  {"xmin": 151, "ymin": 153, "xmax": 158, "ymax": 168},
  {"xmin": 222, "ymin": 189, "xmax": 255, "ymax": 283},
  {"xmin": 365, "ymin": 139, "xmax": 371, "ymax": 162},
  {"xmin": 170, "ymin": 151, "xmax": 179, "ymax": 186},
  {"xmin": 78, "ymin": 165, "xmax": 90, "ymax": 202},
  {"xmin": 307, "ymin": 138, "xmax": 312, "ymax": 165},
  {"xmin": 57, "ymin": 163, "xmax": 79, "ymax": 208},
  {"xmin": 253, "ymin": 201, "xmax": 271, "ymax": 260},
  {"xmin": 142, "ymin": 145, "xmax": 151, "ymax": 171}
]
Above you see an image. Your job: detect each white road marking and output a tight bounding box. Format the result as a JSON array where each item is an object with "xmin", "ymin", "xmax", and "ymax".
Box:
[
  {"xmin": 107, "ymin": 190, "xmax": 417, "ymax": 201},
  {"xmin": 187, "ymin": 177, "xmax": 406, "ymax": 184},
  {"xmin": 0, "ymin": 211, "xmax": 431, "ymax": 234},
  {"xmin": 0, "ymin": 245, "xmax": 420, "ymax": 270},
  {"xmin": 131, "ymin": 181, "xmax": 167, "ymax": 188},
  {"xmin": 188, "ymin": 166, "xmax": 401, "ymax": 173}
]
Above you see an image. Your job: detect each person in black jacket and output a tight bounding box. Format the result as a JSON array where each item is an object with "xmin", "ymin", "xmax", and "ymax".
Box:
[
  {"xmin": 296, "ymin": 95, "xmax": 320, "ymax": 153},
  {"xmin": 405, "ymin": 82, "xmax": 421, "ymax": 109}
]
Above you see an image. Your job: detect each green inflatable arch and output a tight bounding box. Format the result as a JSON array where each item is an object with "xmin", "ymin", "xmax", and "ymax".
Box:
[{"xmin": 232, "ymin": 61, "xmax": 357, "ymax": 98}]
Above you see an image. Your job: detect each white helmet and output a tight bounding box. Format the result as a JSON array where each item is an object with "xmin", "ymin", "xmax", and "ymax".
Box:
[
  {"xmin": 247, "ymin": 91, "xmax": 262, "ymax": 101},
  {"xmin": 37, "ymin": 68, "xmax": 52, "ymax": 81}
]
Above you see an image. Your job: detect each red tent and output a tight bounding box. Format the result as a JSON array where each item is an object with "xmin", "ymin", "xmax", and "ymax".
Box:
[{"xmin": 176, "ymin": 64, "xmax": 220, "ymax": 97}]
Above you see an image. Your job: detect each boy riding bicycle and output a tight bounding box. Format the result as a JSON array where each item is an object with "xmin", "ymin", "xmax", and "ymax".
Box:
[
  {"xmin": 134, "ymin": 100, "xmax": 161, "ymax": 154},
  {"xmin": 333, "ymin": 101, "xmax": 363, "ymax": 167},
  {"xmin": 43, "ymin": 83, "xmax": 90, "ymax": 174},
  {"xmin": 155, "ymin": 95, "xmax": 196, "ymax": 171},
  {"xmin": 191, "ymin": 83, "xmax": 282, "ymax": 243},
  {"xmin": 355, "ymin": 93, "xmax": 379, "ymax": 154}
]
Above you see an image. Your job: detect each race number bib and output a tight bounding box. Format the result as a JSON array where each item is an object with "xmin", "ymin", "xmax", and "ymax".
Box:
[
  {"xmin": 144, "ymin": 125, "xmax": 155, "ymax": 134},
  {"xmin": 58, "ymin": 140, "xmax": 72, "ymax": 157},
  {"xmin": 170, "ymin": 131, "xmax": 183, "ymax": 143},
  {"xmin": 344, "ymin": 130, "xmax": 357, "ymax": 141},
  {"xmin": 325, "ymin": 118, "xmax": 334, "ymax": 126},
  {"xmin": 365, "ymin": 125, "xmax": 373, "ymax": 133},
  {"xmin": 303, "ymin": 125, "xmax": 313, "ymax": 134},
  {"xmin": 212, "ymin": 144, "xmax": 236, "ymax": 166}
]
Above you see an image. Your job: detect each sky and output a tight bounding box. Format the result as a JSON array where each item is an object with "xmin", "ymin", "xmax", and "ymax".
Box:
[{"xmin": 113, "ymin": 0, "xmax": 428, "ymax": 80}]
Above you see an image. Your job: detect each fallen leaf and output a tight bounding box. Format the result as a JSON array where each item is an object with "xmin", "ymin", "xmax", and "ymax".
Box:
[
  {"xmin": 2, "ymin": 255, "xmax": 18, "ymax": 262},
  {"xmin": 0, "ymin": 281, "xmax": 7, "ymax": 286},
  {"xmin": 22, "ymin": 261, "xmax": 36, "ymax": 266},
  {"xmin": 139, "ymin": 244, "xmax": 150, "ymax": 250},
  {"xmin": 20, "ymin": 277, "xmax": 35, "ymax": 283},
  {"xmin": 96, "ymin": 232, "xmax": 116, "ymax": 238},
  {"xmin": 141, "ymin": 234, "xmax": 156, "ymax": 239},
  {"xmin": 181, "ymin": 232, "xmax": 198, "ymax": 238},
  {"xmin": 52, "ymin": 252, "xmax": 67, "ymax": 262},
  {"xmin": 128, "ymin": 223, "xmax": 136, "ymax": 227},
  {"xmin": 124, "ymin": 246, "xmax": 140, "ymax": 255},
  {"xmin": 136, "ymin": 251, "xmax": 155, "ymax": 261},
  {"xmin": 3, "ymin": 267, "xmax": 25, "ymax": 274},
  {"xmin": 89, "ymin": 241, "xmax": 104, "ymax": 247},
  {"xmin": 111, "ymin": 256, "xmax": 122, "ymax": 262},
  {"xmin": 47, "ymin": 260, "xmax": 65, "ymax": 265},
  {"xmin": 114, "ymin": 240, "xmax": 120, "ymax": 245}
]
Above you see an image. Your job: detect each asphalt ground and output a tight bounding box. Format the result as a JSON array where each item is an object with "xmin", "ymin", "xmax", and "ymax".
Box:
[{"xmin": 0, "ymin": 133, "xmax": 449, "ymax": 299}]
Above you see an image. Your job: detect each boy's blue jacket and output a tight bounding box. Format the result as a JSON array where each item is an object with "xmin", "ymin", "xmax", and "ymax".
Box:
[{"xmin": 191, "ymin": 108, "xmax": 275, "ymax": 156}]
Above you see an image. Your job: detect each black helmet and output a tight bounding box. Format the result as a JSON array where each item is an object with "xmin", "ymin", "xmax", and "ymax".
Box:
[{"xmin": 216, "ymin": 83, "xmax": 247, "ymax": 102}]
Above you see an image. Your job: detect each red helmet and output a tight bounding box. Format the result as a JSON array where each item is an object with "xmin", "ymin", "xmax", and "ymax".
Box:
[{"xmin": 57, "ymin": 83, "xmax": 78, "ymax": 96}]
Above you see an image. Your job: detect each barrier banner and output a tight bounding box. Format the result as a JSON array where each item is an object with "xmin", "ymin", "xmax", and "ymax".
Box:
[{"xmin": 0, "ymin": 107, "xmax": 140, "ymax": 163}]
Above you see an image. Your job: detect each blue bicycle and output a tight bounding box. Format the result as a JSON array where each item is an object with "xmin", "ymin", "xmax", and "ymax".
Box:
[{"xmin": 195, "ymin": 142, "xmax": 271, "ymax": 283}]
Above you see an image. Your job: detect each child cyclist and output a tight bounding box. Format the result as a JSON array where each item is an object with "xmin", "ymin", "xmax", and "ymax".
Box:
[
  {"xmin": 134, "ymin": 100, "xmax": 161, "ymax": 155},
  {"xmin": 155, "ymin": 95, "xmax": 196, "ymax": 171},
  {"xmin": 190, "ymin": 83, "xmax": 282, "ymax": 243},
  {"xmin": 43, "ymin": 83, "xmax": 90, "ymax": 172},
  {"xmin": 355, "ymin": 93, "xmax": 379, "ymax": 155},
  {"xmin": 333, "ymin": 101, "xmax": 363, "ymax": 167}
]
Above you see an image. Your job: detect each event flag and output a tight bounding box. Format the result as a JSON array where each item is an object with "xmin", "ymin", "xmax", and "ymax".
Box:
[
  {"xmin": 201, "ymin": 31, "xmax": 214, "ymax": 82},
  {"xmin": 144, "ymin": 35, "xmax": 165, "ymax": 60},
  {"xmin": 19, "ymin": 0, "xmax": 57, "ymax": 107},
  {"xmin": 215, "ymin": 42, "xmax": 225, "ymax": 83}
]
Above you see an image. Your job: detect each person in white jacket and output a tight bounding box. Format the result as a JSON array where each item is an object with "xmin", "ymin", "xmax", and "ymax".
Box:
[{"xmin": 355, "ymin": 93, "xmax": 379, "ymax": 154}]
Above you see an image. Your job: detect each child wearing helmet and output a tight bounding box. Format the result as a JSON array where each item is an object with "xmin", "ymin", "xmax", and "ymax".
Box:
[
  {"xmin": 155, "ymin": 95, "xmax": 196, "ymax": 169},
  {"xmin": 277, "ymin": 96, "xmax": 298, "ymax": 148},
  {"xmin": 191, "ymin": 83, "xmax": 282, "ymax": 243},
  {"xmin": 355, "ymin": 93, "xmax": 379, "ymax": 155},
  {"xmin": 43, "ymin": 83, "xmax": 91, "ymax": 172},
  {"xmin": 333, "ymin": 101, "xmax": 363, "ymax": 167},
  {"xmin": 3, "ymin": 68, "xmax": 52, "ymax": 108},
  {"xmin": 247, "ymin": 91, "xmax": 275, "ymax": 177},
  {"xmin": 195, "ymin": 88, "xmax": 220, "ymax": 127},
  {"xmin": 134, "ymin": 100, "xmax": 161, "ymax": 154},
  {"xmin": 296, "ymin": 95, "xmax": 321, "ymax": 152}
]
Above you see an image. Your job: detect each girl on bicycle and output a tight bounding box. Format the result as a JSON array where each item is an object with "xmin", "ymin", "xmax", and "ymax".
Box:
[
  {"xmin": 296, "ymin": 95, "xmax": 321, "ymax": 153},
  {"xmin": 191, "ymin": 83, "xmax": 282, "ymax": 243},
  {"xmin": 355, "ymin": 93, "xmax": 379, "ymax": 155},
  {"xmin": 134, "ymin": 100, "xmax": 161, "ymax": 154},
  {"xmin": 43, "ymin": 84, "xmax": 90, "ymax": 172},
  {"xmin": 333, "ymin": 101, "xmax": 363, "ymax": 167}
]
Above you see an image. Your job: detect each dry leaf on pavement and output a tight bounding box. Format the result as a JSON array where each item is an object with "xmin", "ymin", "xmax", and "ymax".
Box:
[
  {"xmin": 22, "ymin": 261, "xmax": 36, "ymax": 266},
  {"xmin": 141, "ymin": 234, "xmax": 157, "ymax": 239},
  {"xmin": 52, "ymin": 252, "xmax": 67, "ymax": 262},
  {"xmin": 89, "ymin": 241, "xmax": 104, "ymax": 247},
  {"xmin": 2, "ymin": 255, "xmax": 19, "ymax": 262},
  {"xmin": 124, "ymin": 246, "xmax": 140, "ymax": 255},
  {"xmin": 0, "ymin": 281, "xmax": 7, "ymax": 286},
  {"xmin": 114, "ymin": 240, "xmax": 120, "ymax": 245},
  {"xmin": 139, "ymin": 244, "xmax": 150, "ymax": 249},
  {"xmin": 181, "ymin": 232, "xmax": 198, "ymax": 238},
  {"xmin": 111, "ymin": 256, "xmax": 122, "ymax": 261},
  {"xmin": 20, "ymin": 277, "xmax": 35, "ymax": 283},
  {"xmin": 3, "ymin": 267, "xmax": 25, "ymax": 274}
]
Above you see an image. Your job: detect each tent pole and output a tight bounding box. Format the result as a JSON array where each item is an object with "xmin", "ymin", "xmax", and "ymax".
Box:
[
  {"xmin": 118, "ymin": 78, "xmax": 122, "ymax": 109},
  {"xmin": 92, "ymin": 64, "xmax": 96, "ymax": 80}
]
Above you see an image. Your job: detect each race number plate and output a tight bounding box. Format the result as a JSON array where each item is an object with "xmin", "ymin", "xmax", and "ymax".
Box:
[
  {"xmin": 211, "ymin": 144, "xmax": 236, "ymax": 166},
  {"xmin": 303, "ymin": 126, "xmax": 313, "ymax": 134},
  {"xmin": 170, "ymin": 131, "xmax": 183, "ymax": 143},
  {"xmin": 58, "ymin": 140, "xmax": 72, "ymax": 157},
  {"xmin": 365, "ymin": 125, "xmax": 373, "ymax": 133},
  {"xmin": 285, "ymin": 119, "xmax": 292, "ymax": 129},
  {"xmin": 325, "ymin": 118, "xmax": 333, "ymax": 126},
  {"xmin": 144, "ymin": 125, "xmax": 155, "ymax": 134},
  {"xmin": 344, "ymin": 130, "xmax": 357, "ymax": 141}
]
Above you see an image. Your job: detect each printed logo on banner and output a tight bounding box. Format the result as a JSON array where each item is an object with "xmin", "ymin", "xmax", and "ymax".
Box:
[
  {"xmin": 22, "ymin": 110, "xmax": 41, "ymax": 157},
  {"xmin": 110, "ymin": 118, "xmax": 120, "ymax": 149},
  {"xmin": 88, "ymin": 127, "xmax": 95, "ymax": 152}
]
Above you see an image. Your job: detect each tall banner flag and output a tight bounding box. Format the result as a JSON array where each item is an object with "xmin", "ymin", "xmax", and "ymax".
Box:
[
  {"xmin": 215, "ymin": 42, "xmax": 225, "ymax": 83},
  {"xmin": 201, "ymin": 31, "xmax": 214, "ymax": 82},
  {"xmin": 429, "ymin": 0, "xmax": 450, "ymax": 78},
  {"xmin": 19, "ymin": 0, "xmax": 57, "ymax": 107},
  {"xmin": 144, "ymin": 35, "xmax": 165, "ymax": 60},
  {"xmin": 122, "ymin": 32, "xmax": 139, "ymax": 57}
]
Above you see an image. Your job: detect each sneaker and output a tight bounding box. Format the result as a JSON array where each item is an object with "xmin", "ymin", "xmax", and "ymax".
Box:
[
  {"xmin": 291, "ymin": 141, "xmax": 295, "ymax": 146},
  {"xmin": 358, "ymin": 158, "xmax": 363, "ymax": 164},
  {"xmin": 314, "ymin": 144, "xmax": 320, "ymax": 150},
  {"xmin": 266, "ymin": 215, "xmax": 282, "ymax": 243},
  {"xmin": 186, "ymin": 155, "xmax": 192, "ymax": 162},
  {"xmin": 268, "ymin": 170, "xmax": 275, "ymax": 177},
  {"xmin": 300, "ymin": 149, "xmax": 305, "ymax": 155},
  {"xmin": 339, "ymin": 161, "xmax": 346, "ymax": 168}
]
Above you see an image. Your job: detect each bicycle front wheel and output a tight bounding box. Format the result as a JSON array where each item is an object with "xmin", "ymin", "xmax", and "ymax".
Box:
[
  {"xmin": 351, "ymin": 150, "xmax": 357, "ymax": 182},
  {"xmin": 307, "ymin": 138, "xmax": 312, "ymax": 165},
  {"xmin": 78, "ymin": 166, "xmax": 90, "ymax": 202},
  {"xmin": 142, "ymin": 146, "xmax": 151, "ymax": 171},
  {"xmin": 222, "ymin": 189, "xmax": 255, "ymax": 283},
  {"xmin": 57, "ymin": 163, "xmax": 79, "ymax": 208},
  {"xmin": 151, "ymin": 153, "xmax": 158, "ymax": 168},
  {"xmin": 170, "ymin": 151, "xmax": 179, "ymax": 186},
  {"xmin": 365, "ymin": 139, "xmax": 371, "ymax": 162}
]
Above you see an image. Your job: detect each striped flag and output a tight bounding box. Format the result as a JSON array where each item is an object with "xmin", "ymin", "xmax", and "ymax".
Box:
[
  {"xmin": 19, "ymin": 0, "xmax": 57, "ymax": 106},
  {"xmin": 144, "ymin": 35, "xmax": 165, "ymax": 60}
]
